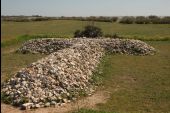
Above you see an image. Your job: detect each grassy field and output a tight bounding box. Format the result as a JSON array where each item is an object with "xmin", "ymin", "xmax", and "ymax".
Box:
[
  {"xmin": 1, "ymin": 53, "xmax": 46, "ymax": 82},
  {"xmin": 73, "ymin": 41, "xmax": 170, "ymax": 113},
  {"xmin": 1, "ymin": 20, "xmax": 170, "ymax": 113},
  {"xmin": 2, "ymin": 20, "xmax": 170, "ymax": 42}
]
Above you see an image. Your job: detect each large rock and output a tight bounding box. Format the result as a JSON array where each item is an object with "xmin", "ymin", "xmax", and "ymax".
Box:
[{"xmin": 21, "ymin": 103, "xmax": 33, "ymax": 110}]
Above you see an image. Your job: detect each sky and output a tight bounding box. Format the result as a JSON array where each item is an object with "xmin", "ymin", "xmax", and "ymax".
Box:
[{"xmin": 1, "ymin": 0, "xmax": 170, "ymax": 16}]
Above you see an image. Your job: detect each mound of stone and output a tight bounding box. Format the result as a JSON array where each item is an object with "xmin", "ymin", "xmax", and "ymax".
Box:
[
  {"xmin": 16, "ymin": 38, "xmax": 156, "ymax": 55},
  {"xmin": 2, "ymin": 41, "xmax": 104, "ymax": 109},
  {"xmin": 2, "ymin": 38, "xmax": 156, "ymax": 110},
  {"xmin": 16, "ymin": 38, "xmax": 73, "ymax": 54},
  {"xmin": 99, "ymin": 39, "xmax": 156, "ymax": 55}
]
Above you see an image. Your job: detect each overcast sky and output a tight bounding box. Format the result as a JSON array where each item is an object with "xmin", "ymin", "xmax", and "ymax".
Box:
[{"xmin": 1, "ymin": 0, "xmax": 170, "ymax": 16}]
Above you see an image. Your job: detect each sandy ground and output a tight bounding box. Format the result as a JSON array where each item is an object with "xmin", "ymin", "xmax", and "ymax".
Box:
[{"xmin": 1, "ymin": 91, "xmax": 110, "ymax": 113}]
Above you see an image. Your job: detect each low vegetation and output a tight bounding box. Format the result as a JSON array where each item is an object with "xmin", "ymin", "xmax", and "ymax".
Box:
[
  {"xmin": 2, "ymin": 20, "xmax": 170, "ymax": 43},
  {"xmin": 119, "ymin": 16, "xmax": 135, "ymax": 24},
  {"xmin": 2, "ymin": 15, "xmax": 170, "ymax": 24},
  {"xmin": 1, "ymin": 53, "xmax": 46, "ymax": 82},
  {"xmin": 135, "ymin": 16, "xmax": 150, "ymax": 24},
  {"xmin": 74, "ymin": 25, "xmax": 103, "ymax": 38},
  {"xmin": 119, "ymin": 16, "xmax": 170, "ymax": 24},
  {"xmin": 2, "ymin": 16, "xmax": 118, "ymax": 23},
  {"xmin": 1, "ymin": 34, "xmax": 70, "ymax": 48}
]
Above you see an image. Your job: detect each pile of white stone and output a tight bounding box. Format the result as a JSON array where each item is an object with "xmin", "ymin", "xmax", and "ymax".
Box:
[
  {"xmin": 16, "ymin": 38, "xmax": 73, "ymax": 54},
  {"xmin": 1, "ymin": 38, "xmax": 156, "ymax": 110},
  {"xmin": 99, "ymin": 38, "xmax": 156, "ymax": 55},
  {"xmin": 16, "ymin": 38, "xmax": 156, "ymax": 55},
  {"xmin": 2, "ymin": 40, "xmax": 104, "ymax": 109}
]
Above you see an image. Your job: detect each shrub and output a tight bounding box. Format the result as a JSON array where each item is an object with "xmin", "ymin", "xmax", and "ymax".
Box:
[
  {"xmin": 74, "ymin": 25, "xmax": 103, "ymax": 38},
  {"xmin": 77, "ymin": 16, "xmax": 118, "ymax": 23},
  {"xmin": 135, "ymin": 16, "xmax": 150, "ymax": 24},
  {"xmin": 148, "ymin": 15, "xmax": 159, "ymax": 20},
  {"xmin": 74, "ymin": 30, "xmax": 82, "ymax": 37},
  {"xmin": 119, "ymin": 16, "xmax": 135, "ymax": 24},
  {"xmin": 148, "ymin": 15, "xmax": 161, "ymax": 24},
  {"xmin": 159, "ymin": 16, "xmax": 170, "ymax": 24},
  {"xmin": 111, "ymin": 17, "xmax": 118, "ymax": 22}
]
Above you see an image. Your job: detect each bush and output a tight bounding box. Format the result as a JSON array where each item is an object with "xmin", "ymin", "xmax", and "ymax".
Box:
[
  {"xmin": 148, "ymin": 15, "xmax": 161, "ymax": 24},
  {"xmin": 135, "ymin": 16, "xmax": 150, "ymax": 24},
  {"xmin": 119, "ymin": 16, "xmax": 135, "ymax": 24},
  {"xmin": 159, "ymin": 16, "xmax": 170, "ymax": 24},
  {"xmin": 74, "ymin": 25, "xmax": 103, "ymax": 38},
  {"xmin": 111, "ymin": 17, "xmax": 118, "ymax": 22},
  {"xmin": 74, "ymin": 30, "xmax": 82, "ymax": 37}
]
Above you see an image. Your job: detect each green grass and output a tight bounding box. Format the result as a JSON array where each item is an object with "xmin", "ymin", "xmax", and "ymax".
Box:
[
  {"xmin": 1, "ymin": 52, "xmax": 46, "ymax": 82},
  {"xmin": 1, "ymin": 20, "xmax": 170, "ymax": 113},
  {"xmin": 1, "ymin": 34, "xmax": 70, "ymax": 47},
  {"xmin": 2, "ymin": 20, "xmax": 170, "ymax": 42},
  {"xmin": 1, "ymin": 20, "xmax": 84, "ymax": 41},
  {"xmin": 74, "ymin": 41, "xmax": 170, "ymax": 113}
]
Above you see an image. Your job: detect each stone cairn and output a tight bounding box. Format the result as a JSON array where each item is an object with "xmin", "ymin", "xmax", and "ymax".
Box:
[
  {"xmin": 1, "ymin": 38, "xmax": 156, "ymax": 110},
  {"xmin": 16, "ymin": 38, "xmax": 155, "ymax": 55}
]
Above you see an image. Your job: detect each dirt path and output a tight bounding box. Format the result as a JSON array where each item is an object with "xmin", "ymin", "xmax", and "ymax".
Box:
[{"xmin": 1, "ymin": 91, "xmax": 110, "ymax": 113}]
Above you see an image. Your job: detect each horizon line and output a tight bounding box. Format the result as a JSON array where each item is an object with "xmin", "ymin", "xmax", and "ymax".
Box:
[{"xmin": 1, "ymin": 15, "xmax": 170, "ymax": 17}]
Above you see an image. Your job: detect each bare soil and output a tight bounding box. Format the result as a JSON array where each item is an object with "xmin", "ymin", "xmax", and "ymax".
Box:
[{"xmin": 1, "ymin": 91, "xmax": 110, "ymax": 113}]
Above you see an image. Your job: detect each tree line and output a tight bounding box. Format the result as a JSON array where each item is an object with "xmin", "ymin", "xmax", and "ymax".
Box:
[
  {"xmin": 119, "ymin": 16, "xmax": 170, "ymax": 24},
  {"xmin": 1, "ymin": 15, "xmax": 170, "ymax": 24}
]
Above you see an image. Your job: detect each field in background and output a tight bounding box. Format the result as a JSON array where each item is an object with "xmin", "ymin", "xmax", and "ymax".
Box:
[
  {"xmin": 2, "ymin": 20, "xmax": 170, "ymax": 42},
  {"xmin": 1, "ymin": 20, "xmax": 170, "ymax": 113}
]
